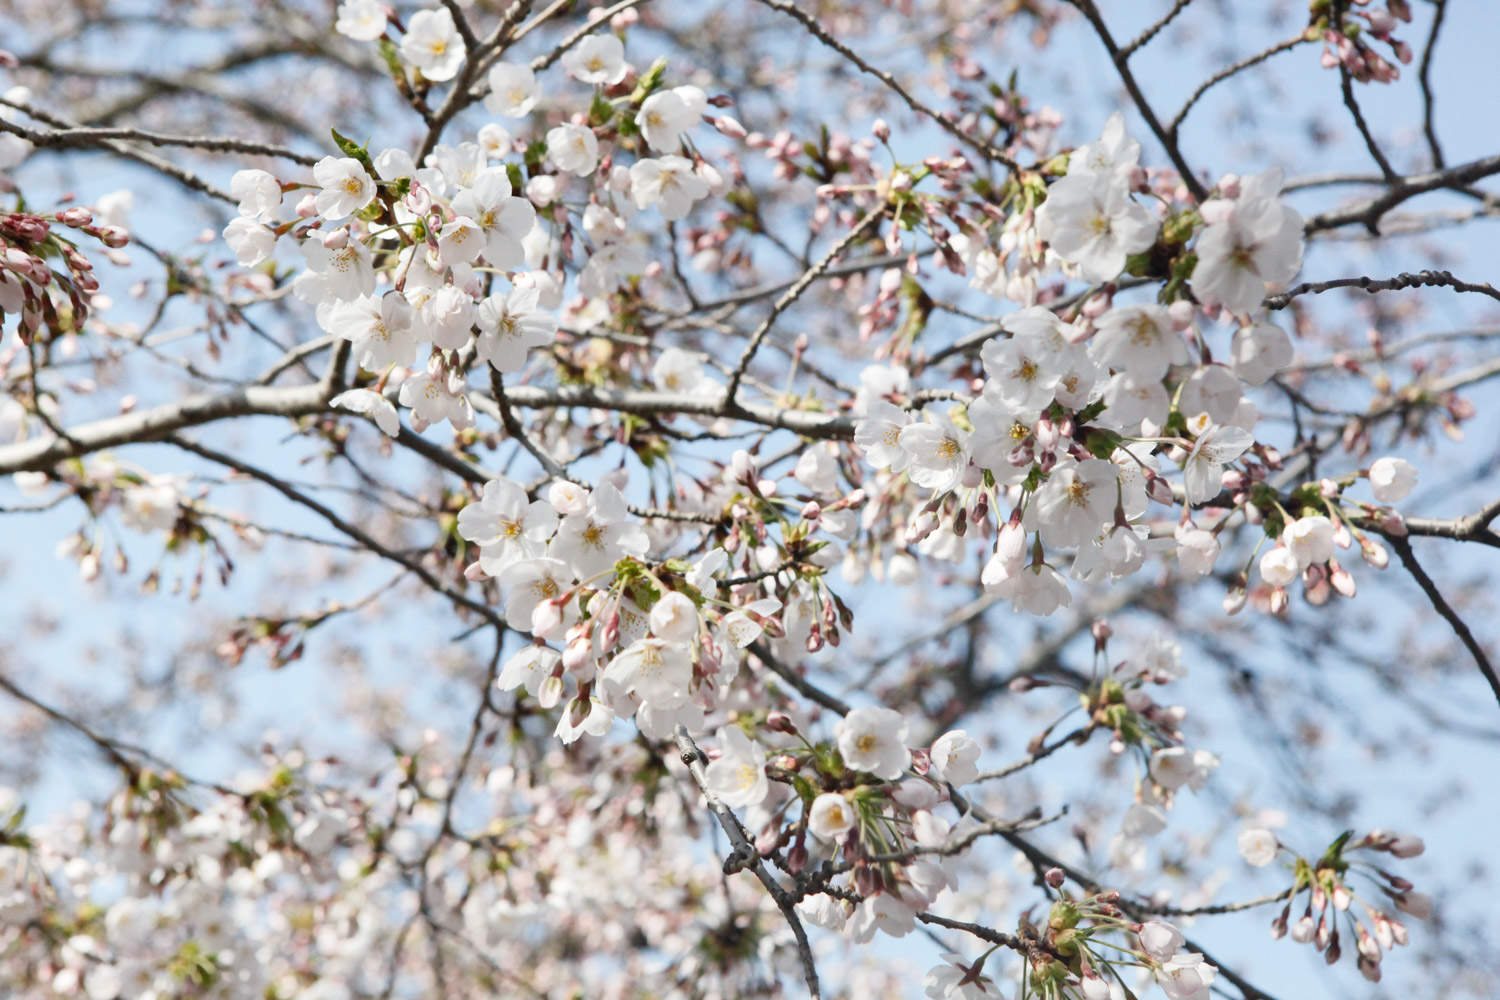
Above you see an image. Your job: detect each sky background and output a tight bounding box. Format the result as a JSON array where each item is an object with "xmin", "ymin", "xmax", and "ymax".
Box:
[{"xmin": 2, "ymin": 1, "xmax": 1498, "ymax": 996}]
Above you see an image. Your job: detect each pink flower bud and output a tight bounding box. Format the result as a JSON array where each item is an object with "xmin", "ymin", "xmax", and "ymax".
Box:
[
  {"xmin": 1360, "ymin": 537, "xmax": 1389, "ymax": 568},
  {"xmin": 95, "ymin": 224, "xmax": 129, "ymax": 248},
  {"xmin": 531, "ymin": 598, "xmax": 564, "ymax": 636},
  {"xmin": 1223, "ymin": 581, "xmax": 1247, "ymax": 615},
  {"xmin": 58, "ymin": 206, "xmax": 93, "ymax": 228},
  {"xmin": 766, "ymin": 711, "xmax": 797, "ymax": 735},
  {"xmin": 712, "ymin": 115, "xmax": 747, "ymax": 140},
  {"xmin": 1387, "ymin": 833, "xmax": 1424, "ymax": 857},
  {"xmin": 1044, "ymin": 867, "xmax": 1066, "ymax": 889}
]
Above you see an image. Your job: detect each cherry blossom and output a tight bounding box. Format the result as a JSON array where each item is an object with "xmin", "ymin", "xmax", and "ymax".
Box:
[
  {"xmin": 485, "ymin": 62, "xmax": 539, "ymax": 117},
  {"xmin": 400, "ymin": 7, "xmax": 465, "ymax": 82},
  {"xmin": 836, "ymin": 706, "xmax": 910, "ymax": 780},
  {"xmin": 1369, "ymin": 456, "xmax": 1418, "ymax": 503},
  {"xmin": 561, "ymin": 34, "xmax": 628, "ymax": 86},
  {"xmin": 311, "ymin": 156, "xmax": 376, "ymax": 219},
  {"xmin": 703, "ymin": 727, "xmax": 769, "ymax": 808}
]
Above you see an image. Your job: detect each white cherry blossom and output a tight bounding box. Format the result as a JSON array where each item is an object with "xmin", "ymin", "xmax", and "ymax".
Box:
[
  {"xmin": 898, "ymin": 411, "xmax": 969, "ymax": 493},
  {"xmin": 1369, "ymin": 456, "xmax": 1417, "ymax": 503},
  {"xmin": 484, "ymin": 62, "xmax": 538, "ymax": 117},
  {"xmin": 1179, "ymin": 416, "xmax": 1253, "ymax": 504},
  {"xmin": 475, "ymin": 286, "xmax": 557, "ymax": 372},
  {"xmin": 854, "ymin": 400, "xmax": 913, "ymax": 473},
  {"xmin": 335, "ymin": 0, "xmax": 388, "ymax": 40},
  {"xmin": 630, "ymin": 155, "xmax": 709, "ymax": 220},
  {"xmin": 312, "ymin": 156, "xmax": 376, "ymax": 219},
  {"xmin": 835, "ymin": 706, "xmax": 910, "ymax": 780},
  {"xmin": 330, "ymin": 388, "xmax": 400, "ymax": 437},
  {"xmin": 703, "ymin": 727, "xmax": 768, "ymax": 809},
  {"xmin": 562, "ymin": 34, "xmax": 627, "ymax": 85},
  {"xmin": 637, "ymin": 86, "xmax": 708, "ymax": 151},
  {"xmin": 1193, "ymin": 167, "xmax": 1303, "ymax": 315},
  {"xmin": 400, "ymin": 8, "xmax": 465, "ymax": 83},
  {"xmin": 230, "ymin": 169, "xmax": 281, "ymax": 221},
  {"xmin": 807, "ymin": 792, "xmax": 857, "ymax": 840},
  {"xmin": 930, "ymin": 730, "xmax": 980, "ymax": 785},
  {"xmin": 1036, "ymin": 169, "xmax": 1156, "ymax": 283},
  {"xmin": 546, "ymin": 123, "xmax": 600, "ymax": 176},
  {"xmin": 1090, "ymin": 305, "xmax": 1187, "ymax": 379},
  {"xmin": 451, "ymin": 169, "xmax": 536, "ymax": 270},
  {"xmin": 223, "ymin": 217, "xmax": 275, "ymax": 266},
  {"xmin": 1229, "ymin": 320, "xmax": 1294, "ymax": 385}
]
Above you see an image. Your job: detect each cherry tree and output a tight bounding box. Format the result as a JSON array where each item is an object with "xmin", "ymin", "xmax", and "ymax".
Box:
[{"xmin": 0, "ymin": 0, "xmax": 1496, "ymax": 997}]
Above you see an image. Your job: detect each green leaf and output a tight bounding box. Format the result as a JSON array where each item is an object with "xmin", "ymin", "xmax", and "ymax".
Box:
[
  {"xmin": 1075, "ymin": 398, "xmax": 1107, "ymax": 425},
  {"xmin": 1319, "ymin": 829, "xmax": 1355, "ymax": 868},
  {"xmin": 1084, "ymin": 428, "xmax": 1122, "ymax": 460},
  {"xmin": 330, "ymin": 128, "xmax": 375, "ymax": 174}
]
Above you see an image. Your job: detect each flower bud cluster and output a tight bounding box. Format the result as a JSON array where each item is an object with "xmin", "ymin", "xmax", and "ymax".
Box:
[{"xmin": 1268, "ymin": 827, "xmax": 1427, "ymax": 981}]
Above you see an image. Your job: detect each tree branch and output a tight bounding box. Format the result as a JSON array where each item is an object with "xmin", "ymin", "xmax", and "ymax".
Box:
[
  {"xmin": 672, "ymin": 726, "xmax": 821, "ymax": 999},
  {"xmin": 1387, "ymin": 533, "xmax": 1500, "ymax": 710}
]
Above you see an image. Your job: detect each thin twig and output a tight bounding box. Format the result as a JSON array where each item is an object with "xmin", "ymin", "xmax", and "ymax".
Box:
[
  {"xmin": 1264, "ymin": 269, "xmax": 1500, "ymax": 310},
  {"xmin": 1387, "ymin": 534, "xmax": 1500, "ymax": 711},
  {"xmin": 672, "ymin": 727, "xmax": 822, "ymax": 999},
  {"xmin": 752, "ymin": 0, "xmax": 1020, "ymax": 173},
  {"xmin": 1120, "ymin": 0, "xmax": 1195, "ymax": 58},
  {"xmin": 1333, "ymin": 0, "xmax": 1397, "ymax": 186},
  {"xmin": 725, "ymin": 208, "xmax": 887, "ymax": 406},
  {"xmin": 1066, "ymin": 0, "xmax": 1208, "ymax": 201},
  {"xmin": 1169, "ymin": 33, "xmax": 1307, "ymax": 139},
  {"xmin": 1417, "ymin": 0, "xmax": 1448, "ymax": 169}
]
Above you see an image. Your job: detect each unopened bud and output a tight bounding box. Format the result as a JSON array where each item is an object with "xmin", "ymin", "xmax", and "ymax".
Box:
[
  {"xmin": 58, "ymin": 206, "xmax": 93, "ymax": 228},
  {"xmin": 1044, "ymin": 867, "xmax": 1066, "ymax": 889},
  {"xmin": 1223, "ymin": 580, "xmax": 1248, "ymax": 615},
  {"xmin": 712, "ymin": 115, "xmax": 747, "ymax": 139},
  {"xmin": 765, "ymin": 711, "xmax": 797, "ymax": 735},
  {"xmin": 1328, "ymin": 560, "xmax": 1356, "ymax": 597}
]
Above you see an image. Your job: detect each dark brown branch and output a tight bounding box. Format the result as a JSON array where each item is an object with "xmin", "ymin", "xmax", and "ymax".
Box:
[
  {"xmin": 752, "ymin": 0, "xmax": 1021, "ymax": 173},
  {"xmin": 1303, "ymin": 152, "xmax": 1500, "ymax": 233},
  {"xmin": 0, "ymin": 105, "xmax": 317, "ymax": 164},
  {"xmin": 1387, "ymin": 534, "xmax": 1500, "ymax": 710},
  {"xmin": 1120, "ymin": 0, "xmax": 1195, "ymax": 58},
  {"xmin": 1263, "ymin": 269, "xmax": 1500, "ymax": 309},
  {"xmin": 672, "ymin": 727, "xmax": 822, "ymax": 999},
  {"xmin": 1418, "ymin": 0, "xmax": 1448, "ymax": 169},
  {"xmin": 1333, "ymin": 0, "xmax": 1398, "ymax": 186},
  {"xmin": 165, "ymin": 434, "xmax": 506, "ymax": 629},
  {"xmin": 725, "ymin": 208, "xmax": 886, "ymax": 406},
  {"xmin": 1065, "ymin": 0, "xmax": 1208, "ymax": 202},
  {"xmin": 1169, "ymin": 32, "xmax": 1307, "ymax": 139}
]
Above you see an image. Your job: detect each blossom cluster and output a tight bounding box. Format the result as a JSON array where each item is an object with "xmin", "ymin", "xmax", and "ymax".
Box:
[{"xmin": 848, "ymin": 113, "xmax": 1419, "ymax": 623}]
